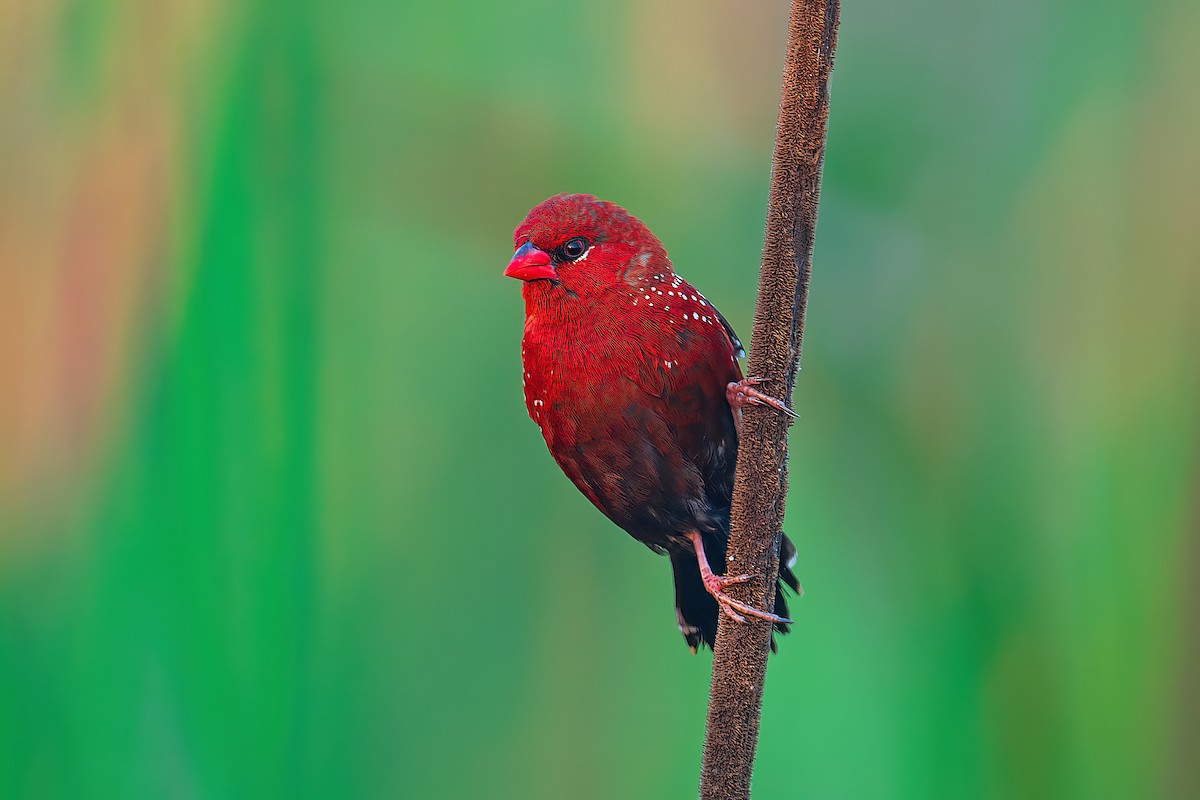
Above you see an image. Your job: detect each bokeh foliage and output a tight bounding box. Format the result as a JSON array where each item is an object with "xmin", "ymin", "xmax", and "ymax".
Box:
[{"xmin": 2, "ymin": 0, "xmax": 1198, "ymax": 797}]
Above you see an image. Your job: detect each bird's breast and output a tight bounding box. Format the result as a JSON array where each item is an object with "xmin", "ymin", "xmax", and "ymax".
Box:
[{"xmin": 521, "ymin": 330, "xmax": 625, "ymax": 444}]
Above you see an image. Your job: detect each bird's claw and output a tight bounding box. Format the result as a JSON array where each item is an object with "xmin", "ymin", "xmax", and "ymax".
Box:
[
  {"xmin": 711, "ymin": 572, "xmax": 755, "ymax": 590},
  {"xmin": 726, "ymin": 377, "xmax": 797, "ymax": 418},
  {"xmin": 689, "ymin": 528, "xmax": 794, "ymax": 633},
  {"xmin": 702, "ymin": 574, "xmax": 793, "ymax": 626},
  {"xmin": 719, "ymin": 604, "xmax": 747, "ymax": 624},
  {"xmin": 702, "ymin": 573, "xmax": 757, "ymax": 623}
]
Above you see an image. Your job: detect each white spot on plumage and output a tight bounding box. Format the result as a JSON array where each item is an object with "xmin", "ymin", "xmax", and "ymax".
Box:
[{"xmin": 693, "ymin": 312, "xmax": 699, "ymax": 319}]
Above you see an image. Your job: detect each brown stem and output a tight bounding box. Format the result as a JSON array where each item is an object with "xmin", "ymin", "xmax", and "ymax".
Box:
[{"xmin": 698, "ymin": 1, "xmax": 839, "ymax": 798}]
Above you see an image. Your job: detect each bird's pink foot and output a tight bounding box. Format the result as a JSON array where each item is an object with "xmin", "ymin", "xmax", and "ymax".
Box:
[
  {"xmin": 687, "ymin": 532, "xmax": 792, "ymax": 626},
  {"xmin": 726, "ymin": 377, "xmax": 797, "ymax": 419}
]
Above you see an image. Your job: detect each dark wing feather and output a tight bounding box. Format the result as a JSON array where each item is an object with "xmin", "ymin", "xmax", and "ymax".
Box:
[{"xmin": 712, "ymin": 306, "xmax": 746, "ymax": 360}]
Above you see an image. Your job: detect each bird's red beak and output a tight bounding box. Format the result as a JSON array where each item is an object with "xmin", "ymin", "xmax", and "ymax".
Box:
[{"xmin": 505, "ymin": 242, "xmax": 557, "ymax": 281}]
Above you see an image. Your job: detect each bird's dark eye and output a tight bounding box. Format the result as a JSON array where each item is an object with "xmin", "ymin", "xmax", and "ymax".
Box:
[{"xmin": 561, "ymin": 237, "xmax": 588, "ymax": 261}]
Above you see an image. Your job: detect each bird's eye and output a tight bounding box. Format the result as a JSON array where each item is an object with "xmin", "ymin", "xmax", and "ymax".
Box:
[{"xmin": 561, "ymin": 238, "xmax": 588, "ymax": 261}]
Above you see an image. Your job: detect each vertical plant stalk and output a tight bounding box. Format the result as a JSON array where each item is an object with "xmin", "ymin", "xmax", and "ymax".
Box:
[{"xmin": 699, "ymin": 1, "xmax": 839, "ymax": 798}]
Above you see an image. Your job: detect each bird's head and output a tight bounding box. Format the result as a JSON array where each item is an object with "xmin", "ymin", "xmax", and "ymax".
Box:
[{"xmin": 506, "ymin": 194, "xmax": 671, "ymax": 300}]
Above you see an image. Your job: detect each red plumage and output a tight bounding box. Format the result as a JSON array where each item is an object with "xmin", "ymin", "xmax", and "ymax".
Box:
[{"xmin": 507, "ymin": 193, "xmax": 799, "ymax": 651}]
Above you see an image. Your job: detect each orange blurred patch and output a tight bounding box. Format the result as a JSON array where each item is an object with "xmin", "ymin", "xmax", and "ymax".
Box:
[{"xmin": 0, "ymin": 0, "xmax": 221, "ymax": 522}]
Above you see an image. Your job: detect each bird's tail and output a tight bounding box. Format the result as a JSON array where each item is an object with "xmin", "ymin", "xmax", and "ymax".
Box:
[{"xmin": 671, "ymin": 532, "xmax": 802, "ymax": 652}]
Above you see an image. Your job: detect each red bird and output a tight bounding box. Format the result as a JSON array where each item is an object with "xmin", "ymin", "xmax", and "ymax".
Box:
[{"xmin": 506, "ymin": 193, "xmax": 800, "ymax": 651}]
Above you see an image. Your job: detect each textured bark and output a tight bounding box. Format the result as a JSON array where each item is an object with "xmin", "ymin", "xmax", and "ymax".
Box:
[{"xmin": 698, "ymin": 1, "xmax": 839, "ymax": 798}]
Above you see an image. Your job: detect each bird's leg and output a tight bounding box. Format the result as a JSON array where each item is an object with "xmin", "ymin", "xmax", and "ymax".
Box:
[
  {"xmin": 726, "ymin": 376, "xmax": 796, "ymax": 436},
  {"xmin": 686, "ymin": 531, "xmax": 793, "ymax": 626}
]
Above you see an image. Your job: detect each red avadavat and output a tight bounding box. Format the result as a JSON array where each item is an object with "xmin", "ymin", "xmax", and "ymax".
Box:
[{"xmin": 506, "ymin": 194, "xmax": 800, "ymax": 651}]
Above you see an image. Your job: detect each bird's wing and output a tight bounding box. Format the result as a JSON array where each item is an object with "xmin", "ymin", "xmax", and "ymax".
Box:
[{"xmin": 627, "ymin": 300, "xmax": 741, "ymax": 524}]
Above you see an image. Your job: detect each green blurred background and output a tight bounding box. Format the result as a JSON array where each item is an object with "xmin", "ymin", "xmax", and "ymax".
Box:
[{"xmin": 2, "ymin": 0, "xmax": 1197, "ymax": 797}]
